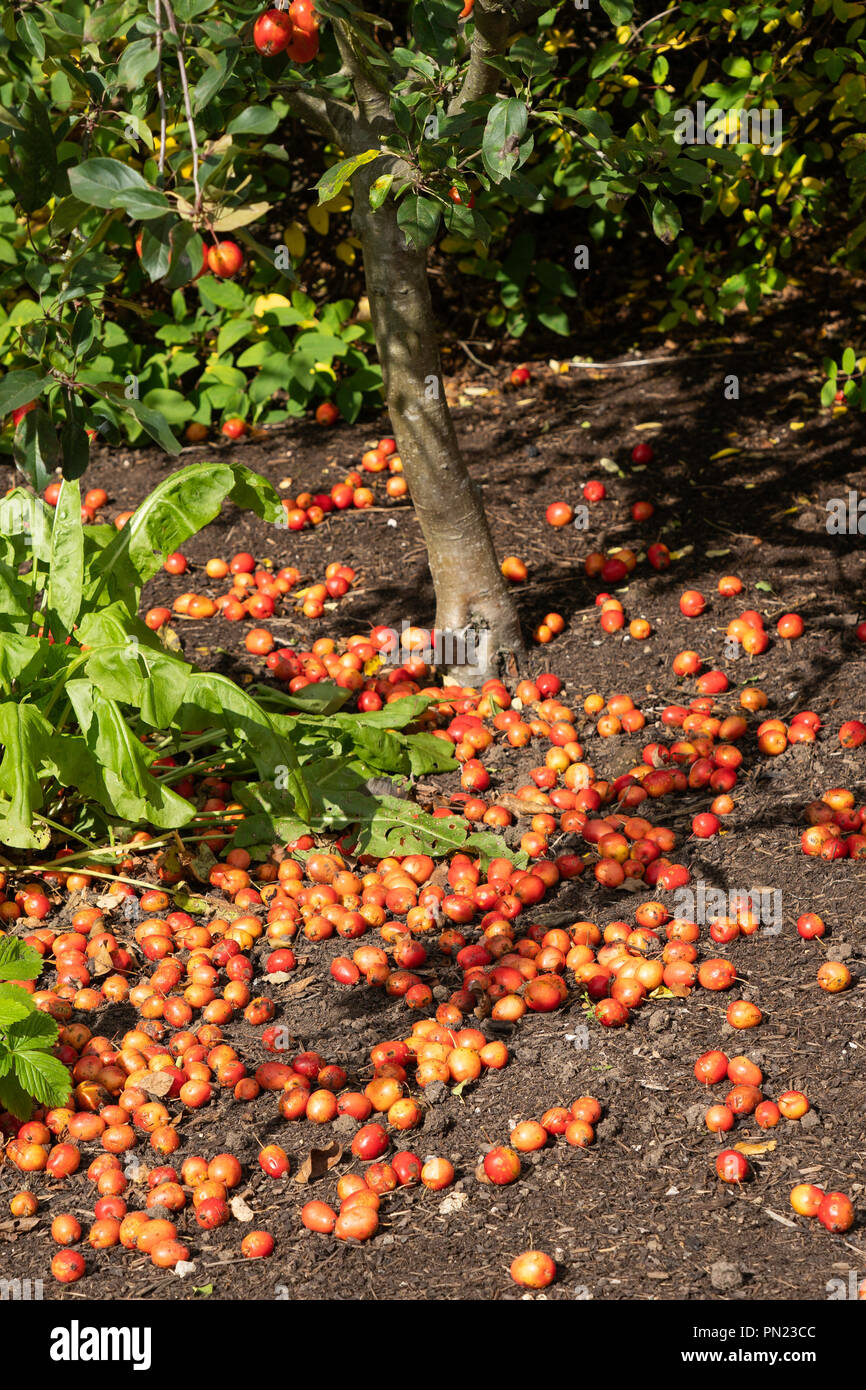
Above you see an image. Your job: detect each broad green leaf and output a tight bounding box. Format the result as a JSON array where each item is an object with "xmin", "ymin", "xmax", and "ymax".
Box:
[
  {"xmin": 0, "ymin": 1070, "xmax": 35, "ymax": 1120},
  {"xmin": 10, "ymin": 1049, "xmax": 72, "ymax": 1109},
  {"xmin": 141, "ymin": 388, "xmax": 197, "ymax": 425},
  {"xmin": 0, "ymin": 937, "xmax": 45, "ymax": 983},
  {"xmin": 117, "ymin": 37, "xmax": 159, "ymax": 87},
  {"xmin": 7, "ymin": 93, "xmax": 57, "ymax": 213},
  {"xmin": 68, "ymin": 159, "xmax": 169, "ymax": 220},
  {"xmin": 0, "ymin": 635, "xmax": 46, "ymax": 694},
  {"xmin": 482, "ymin": 99, "xmax": 529, "ymax": 183},
  {"xmin": 396, "ymin": 194, "xmax": 441, "ymax": 250},
  {"xmin": 63, "ymin": 682, "xmax": 194, "ymax": 828},
  {"xmin": 0, "ymin": 369, "xmax": 50, "ymax": 418},
  {"xmin": 178, "ymin": 672, "xmax": 311, "ymax": 823},
  {"xmin": 316, "ymin": 150, "xmax": 384, "ymax": 204},
  {"xmin": 651, "ymin": 196, "xmax": 682, "ymax": 243},
  {"xmin": 93, "ymin": 463, "xmax": 283, "ymax": 597},
  {"xmin": 369, "ymin": 173, "xmax": 394, "ymax": 210},
  {"xmin": 60, "ymin": 399, "xmax": 92, "ymax": 481},
  {"xmin": 45, "ymin": 479, "xmax": 84, "ymax": 639},
  {"xmin": 16, "ymin": 13, "xmax": 45, "ymax": 60},
  {"xmin": 82, "ymin": 641, "xmax": 192, "ymax": 729},
  {"xmin": 0, "ymin": 703, "xmax": 51, "ymax": 849},
  {"xmin": 227, "ymin": 107, "xmax": 280, "ymax": 136},
  {"xmin": 13, "ymin": 407, "xmax": 59, "ymax": 493},
  {"xmin": 6, "ymin": 1009, "xmax": 58, "ymax": 1050},
  {"xmin": 0, "ymin": 985, "xmax": 36, "ymax": 1026},
  {"xmin": 117, "ymin": 397, "xmax": 182, "ymax": 454},
  {"xmin": 570, "ymin": 108, "xmax": 614, "ymax": 142},
  {"xmin": 0, "ymin": 490, "xmax": 52, "ymax": 560}
]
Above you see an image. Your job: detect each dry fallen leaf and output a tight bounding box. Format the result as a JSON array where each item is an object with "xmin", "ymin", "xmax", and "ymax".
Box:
[
  {"xmin": 294, "ymin": 1142, "xmax": 343, "ymax": 1185},
  {"xmin": 136, "ymin": 1072, "xmax": 176, "ymax": 1099},
  {"xmin": 0, "ymin": 1216, "xmax": 40, "ymax": 1238},
  {"xmin": 230, "ymin": 1196, "xmax": 255, "ymax": 1223},
  {"xmin": 438, "ymin": 1192, "xmax": 468, "ymax": 1216},
  {"xmin": 95, "ymin": 892, "xmax": 126, "ymax": 910},
  {"xmin": 88, "ymin": 941, "xmax": 116, "ymax": 977},
  {"xmin": 283, "ymin": 976, "xmax": 318, "ymax": 999},
  {"xmin": 496, "ymin": 792, "xmax": 552, "ymax": 818},
  {"xmin": 734, "ymin": 1140, "xmax": 777, "ymax": 1156}
]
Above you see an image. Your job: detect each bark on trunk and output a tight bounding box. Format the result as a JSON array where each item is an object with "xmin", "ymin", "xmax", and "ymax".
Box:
[{"xmin": 353, "ymin": 190, "xmax": 525, "ymax": 685}]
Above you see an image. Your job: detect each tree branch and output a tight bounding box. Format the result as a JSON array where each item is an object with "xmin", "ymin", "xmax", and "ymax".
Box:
[
  {"xmin": 162, "ymin": 0, "xmax": 201, "ymax": 213},
  {"xmin": 450, "ymin": 0, "xmax": 550, "ymax": 115},
  {"xmin": 331, "ymin": 17, "xmax": 393, "ymax": 130},
  {"xmin": 154, "ymin": 0, "xmax": 167, "ymax": 177},
  {"xmin": 283, "ymin": 85, "xmax": 354, "ymax": 146}
]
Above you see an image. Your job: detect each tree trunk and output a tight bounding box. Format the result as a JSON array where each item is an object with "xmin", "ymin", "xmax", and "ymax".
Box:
[{"xmin": 353, "ymin": 191, "xmax": 525, "ymax": 685}]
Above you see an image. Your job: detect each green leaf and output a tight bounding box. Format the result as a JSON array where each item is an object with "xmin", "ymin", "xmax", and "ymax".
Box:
[
  {"xmin": 842, "ymin": 346, "xmax": 856, "ymax": 375},
  {"xmin": 141, "ymin": 388, "xmax": 197, "ymax": 424},
  {"xmin": 94, "ymin": 463, "xmax": 283, "ymax": 599},
  {"xmin": 0, "ymin": 938, "xmax": 44, "ymax": 983},
  {"xmin": 0, "ymin": 984, "xmax": 36, "ymax": 1026},
  {"xmin": 197, "ymin": 275, "xmax": 246, "ymax": 311},
  {"xmin": 316, "ymin": 150, "xmax": 384, "ymax": 204},
  {"xmin": 354, "ymin": 795, "xmax": 471, "ymax": 858},
  {"xmin": 396, "ymin": 194, "xmax": 441, "ymax": 250},
  {"xmin": 82, "ymin": 639, "xmax": 192, "ymax": 729},
  {"xmin": 651, "ymin": 196, "xmax": 682, "ymax": 244},
  {"xmin": 600, "ymin": 0, "xmax": 634, "ymax": 22},
  {"xmin": 116, "ymin": 397, "xmax": 181, "ymax": 455},
  {"xmin": 193, "ymin": 49, "xmax": 234, "ymax": 112},
  {"xmin": 227, "ymin": 107, "xmax": 280, "ymax": 136},
  {"xmin": 369, "ymin": 173, "xmax": 394, "ymax": 210},
  {"xmin": 276, "ymin": 683, "xmax": 353, "ymax": 715},
  {"xmin": 7, "ymin": 93, "xmax": 57, "ymax": 214},
  {"xmin": 0, "ymin": 370, "xmax": 50, "ymax": 418},
  {"xmin": 45, "ymin": 479, "xmax": 84, "ymax": 639},
  {"xmin": 60, "ymin": 404, "xmax": 92, "ymax": 481},
  {"xmin": 68, "ymin": 159, "xmax": 169, "ymax": 220},
  {"xmin": 0, "ymin": 490, "xmax": 52, "ymax": 560},
  {"xmin": 16, "ymin": 12, "xmax": 46, "ymax": 60},
  {"xmin": 6, "ymin": 1009, "xmax": 58, "ymax": 1050},
  {"xmin": 0, "ymin": 636, "xmax": 46, "ymax": 696},
  {"xmin": 10, "ymin": 1049, "xmax": 72, "ymax": 1109},
  {"xmin": 117, "ymin": 37, "xmax": 159, "ymax": 87},
  {"xmin": 570, "ymin": 108, "xmax": 614, "ymax": 141},
  {"xmin": 64, "ymin": 682, "xmax": 195, "ymax": 829},
  {"xmin": 465, "ymin": 831, "xmax": 526, "ymax": 870},
  {"xmin": 482, "ymin": 99, "xmax": 529, "ymax": 183},
  {"xmin": 0, "ymin": 702, "xmax": 52, "ymax": 849},
  {"xmin": 179, "ymin": 672, "xmax": 310, "ymax": 823},
  {"xmin": 0, "ymin": 1070, "xmax": 35, "ymax": 1120},
  {"xmin": 13, "ymin": 407, "xmax": 60, "ymax": 493}
]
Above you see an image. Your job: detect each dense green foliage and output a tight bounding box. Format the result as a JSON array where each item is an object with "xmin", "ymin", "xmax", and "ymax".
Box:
[{"xmin": 0, "ymin": 0, "xmax": 863, "ymax": 481}]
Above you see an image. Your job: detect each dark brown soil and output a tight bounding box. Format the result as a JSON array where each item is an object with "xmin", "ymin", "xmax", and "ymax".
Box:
[{"xmin": 2, "ymin": 283, "xmax": 866, "ymax": 1307}]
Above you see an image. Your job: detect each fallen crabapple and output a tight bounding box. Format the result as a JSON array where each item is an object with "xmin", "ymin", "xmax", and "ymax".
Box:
[
  {"xmin": 716, "ymin": 1149, "xmax": 750, "ymax": 1183},
  {"xmin": 817, "ymin": 961, "xmax": 851, "ymax": 992},
  {"xmin": 817, "ymin": 1192, "xmax": 855, "ymax": 1233},
  {"xmin": 482, "ymin": 1146, "xmax": 521, "ymax": 1185},
  {"xmin": 510, "ymin": 1250, "xmax": 556, "ymax": 1288},
  {"xmin": 545, "ymin": 501, "xmax": 573, "ymax": 527},
  {"xmin": 790, "ymin": 1183, "xmax": 825, "ymax": 1217}
]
